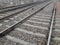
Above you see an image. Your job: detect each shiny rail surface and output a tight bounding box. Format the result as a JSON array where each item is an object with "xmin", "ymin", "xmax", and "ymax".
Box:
[{"xmin": 47, "ymin": 7, "xmax": 56, "ymax": 45}]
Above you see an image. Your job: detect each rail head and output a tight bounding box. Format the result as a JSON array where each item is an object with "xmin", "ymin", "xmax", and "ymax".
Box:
[{"xmin": 47, "ymin": 6, "xmax": 56, "ymax": 45}]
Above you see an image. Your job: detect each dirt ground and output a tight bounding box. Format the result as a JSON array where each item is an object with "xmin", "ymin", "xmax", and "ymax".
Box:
[{"xmin": 56, "ymin": 0, "xmax": 60, "ymax": 15}]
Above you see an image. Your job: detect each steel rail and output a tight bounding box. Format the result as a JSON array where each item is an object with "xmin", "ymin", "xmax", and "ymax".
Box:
[{"xmin": 47, "ymin": 6, "xmax": 56, "ymax": 45}]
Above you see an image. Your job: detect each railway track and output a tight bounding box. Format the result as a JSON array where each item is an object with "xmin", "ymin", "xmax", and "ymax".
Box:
[
  {"xmin": 0, "ymin": 1, "xmax": 42, "ymax": 10},
  {"xmin": 0, "ymin": 1, "xmax": 48, "ymax": 20},
  {"xmin": 0, "ymin": 1, "xmax": 41, "ymax": 13},
  {"xmin": 0, "ymin": 0, "xmax": 56, "ymax": 45},
  {"xmin": 0, "ymin": 1, "xmax": 51, "ymax": 35},
  {"xmin": 0, "ymin": 4, "xmax": 36, "ymax": 20},
  {"xmin": 0, "ymin": 1, "xmax": 47, "ymax": 13},
  {"xmin": 50, "ymin": 0, "xmax": 60, "ymax": 45}
]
